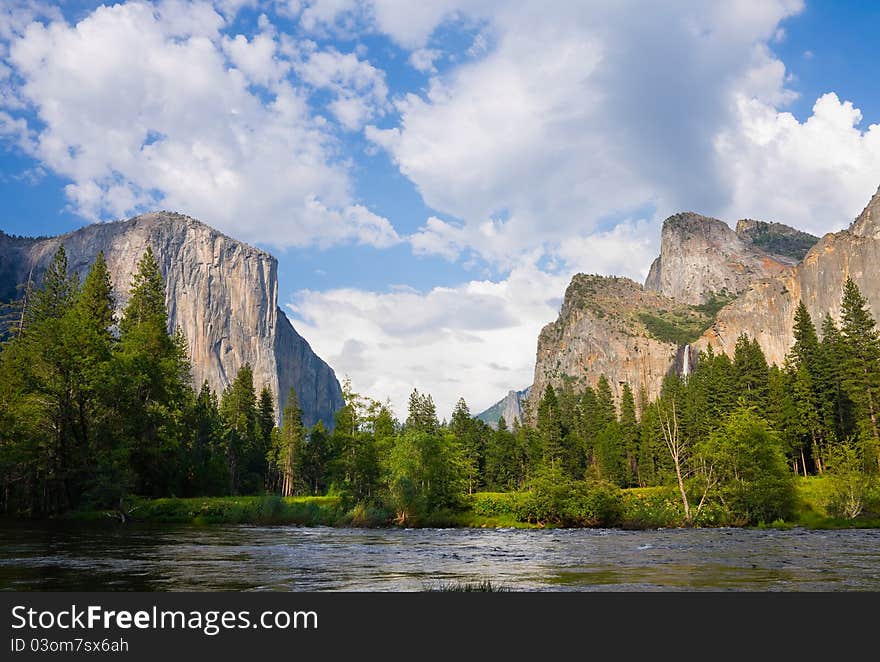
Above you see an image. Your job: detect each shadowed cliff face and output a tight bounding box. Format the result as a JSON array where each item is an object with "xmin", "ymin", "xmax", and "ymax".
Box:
[
  {"xmin": 0, "ymin": 212, "xmax": 343, "ymax": 428},
  {"xmin": 699, "ymin": 185, "xmax": 880, "ymax": 365}
]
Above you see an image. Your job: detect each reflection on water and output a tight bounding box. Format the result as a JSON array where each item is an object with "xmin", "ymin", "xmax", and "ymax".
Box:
[{"xmin": 1, "ymin": 523, "xmax": 879, "ymax": 591}]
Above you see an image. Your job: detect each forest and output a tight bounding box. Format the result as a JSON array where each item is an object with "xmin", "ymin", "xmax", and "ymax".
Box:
[{"xmin": 0, "ymin": 246, "xmax": 878, "ymax": 527}]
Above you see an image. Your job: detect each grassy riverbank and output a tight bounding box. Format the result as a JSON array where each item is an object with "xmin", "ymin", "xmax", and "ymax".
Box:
[{"xmin": 54, "ymin": 476, "xmax": 880, "ymax": 529}]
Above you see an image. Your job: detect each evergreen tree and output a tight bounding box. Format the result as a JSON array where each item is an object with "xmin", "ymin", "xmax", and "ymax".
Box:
[
  {"xmin": 839, "ymin": 278, "xmax": 880, "ymax": 466},
  {"xmin": 486, "ymin": 416, "xmax": 519, "ymax": 490},
  {"xmin": 302, "ymin": 421, "xmax": 330, "ymax": 495},
  {"xmin": 277, "ymin": 386, "xmax": 306, "ymax": 496},
  {"xmin": 185, "ymin": 381, "xmax": 227, "ymax": 495},
  {"xmin": 536, "ymin": 385, "xmax": 564, "ymax": 467},
  {"xmin": 733, "ymin": 334, "xmax": 769, "ymax": 409},
  {"xmin": 818, "ymin": 313, "xmax": 855, "ymax": 443},
  {"xmin": 220, "ymin": 364, "xmax": 259, "ymax": 494},
  {"xmin": 115, "ymin": 248, "xmax": 191, "ymax": 497},
  {"xmin": 450, "ymin": 397, "xmax": 484, "ymax": 493},
  {"xmin": 788, "ymin": 301, "xmax": 821, "ymax": 373},
  {"xmin": 406, "ymin": 389, "xmax": 439, "ymax": 434},
  {"xmin": 257, "ymin": 386, "xmax": 276, "ymax": 490},
  {"xmin": 619, "ymin": 384, "xmax": 639, "ymax": 486}
]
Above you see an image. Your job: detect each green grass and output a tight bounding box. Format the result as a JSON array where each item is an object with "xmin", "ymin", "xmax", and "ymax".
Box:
[
  {"xmin": 61, "ymin": 477, "xmax": 880, "ymax": 529},
  {"xmin": 638, "ymin": 292, "xmax": 736, "ymax": 346},
  {"xmin": 67, "ymin": 495, "xmax": 344, "ymax": 526}
]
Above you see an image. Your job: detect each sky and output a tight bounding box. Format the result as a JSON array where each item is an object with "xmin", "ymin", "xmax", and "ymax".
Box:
[{"xmin": 1, "ymin": 0, "xmax": 880, "ymax": 419}]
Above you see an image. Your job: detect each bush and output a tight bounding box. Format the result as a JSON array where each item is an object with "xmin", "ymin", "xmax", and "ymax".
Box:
[
  {"xmin": 470, "ymin": 492, "xmax": 525, "ymax": 517},
  {"xmin": 702, "ymin": 407, "xmax": 796, "ymax": 525},
  {"xmin": 826, "ymin": 442, "xmax": 876, "ymax": 519},
  {"xmin": 622, "ymin": 487, "xmax": 685, "ymax": 528},
  {"xmin": 517, "ymin": 466, "xmax": 623, "ymax": 527}
]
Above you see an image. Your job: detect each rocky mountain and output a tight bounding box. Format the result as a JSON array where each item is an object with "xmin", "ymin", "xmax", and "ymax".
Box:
[
  {"xmin": 526, "ymin": 194, "xmax": 853, "ymax": 415},
  {"xmin": 476, "ymin": 386, "xmax": 531, "ymax": 428},
  {"xmin": 644, "ymin": 212, "xmax": 817, "ymax": 305},
  {"xmin": 529, "ymin": 275, "xmax": 703, "ymax": 412},
  {"xmin": 697, "ymin": 185, "xmax": 880, "ymax": 365},
  {"xmin": 0, "ymin": 212, "xmax": 344, "ymax": 428}
]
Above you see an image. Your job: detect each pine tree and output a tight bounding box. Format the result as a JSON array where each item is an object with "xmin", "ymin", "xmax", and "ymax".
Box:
[
  {"xmin": 818, "ymin": 313, "xmax": 855, "ymax": 443},
  {"xmin": 278, "ymin": 386, "xmax": 305, "ymax": 496},
  {"xmin": 29, "ymin": 246, "xmax": 77, "ymax": 324},
  {"xmin": 186, "ymin": 381, "xmax": 227, "ymax": 495},
  {"xmin": 220, "ymin": 363, "xmax": 259, "ymax": 494},
  {"xmin": 406, "ymin": 389, "xmax": 439, "ymax": 434},
  {"xmin": 619, "ymin": 384, "xmax": 639, "ymax": 486},
  {"xmin": 733, "ymin": 334, "xmax": 769, "ymax": 409},
  {"xmin": 839, "ymin": 278, "xmax": 880, "ymax": 466},
  {"xmin": 788, "ymin": 301, "xmax": 820, "ymax": 370},
  {"xmin": 257, "ymin": 386, "xmax": 276, "ymax": 490},
  {"xmin": 116, "ymin": 248, "xmax": 190, "ymax": 497},
  {"xmin": 67, "ymin": 253, "xmax": 118, "ymax": 503},
  {"xmin": 536, "ymin": 385, "xmax": 563, "ymax": 467},
  {"xmin": 0, "ymin": 247, "xmax": 80, "ymax": 513},
  {"xmin": 119, "ymin": 247, "xmax": 165, "ymax": 334},
  {"xmin": 450, "ymin": 397, "xmax": 483, "ymax": 493}
]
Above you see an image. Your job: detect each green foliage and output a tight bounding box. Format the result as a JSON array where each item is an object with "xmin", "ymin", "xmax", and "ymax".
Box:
[
  {"xmin": 518, "ymin": 465, "xmax": 623, "ymax": 527},
  {"xmin": 384, "ymin": 429, "xmax": 466, "ymax": 523},
  {"xmin": 621, "ymin": 487, "xmax": 685, "ymax": 528},
  {"xmin": 701, "ymin": 407, "xmax": 796, "ymax": 524},
  {"xmin": 638, "ymin": 293, "xmax": 734, "ymax": 346},
  {"xmin": 742, "ymin": 222, "xmax": 818, "ymax": 261},
  {"xmin": 825, "ymin": 442, "xmax": 876, "ymax": 519}
]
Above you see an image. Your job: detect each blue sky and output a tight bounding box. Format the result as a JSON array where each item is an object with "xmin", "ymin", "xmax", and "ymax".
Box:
[{"xmin": 1, "ymin": 1, "xmax": 879, "ymax": 416}]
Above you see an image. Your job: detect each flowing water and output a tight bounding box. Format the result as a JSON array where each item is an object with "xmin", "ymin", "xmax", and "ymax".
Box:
[{"xmin": 2, "ymin": 524, "xmax": 879, "ymax": 591}]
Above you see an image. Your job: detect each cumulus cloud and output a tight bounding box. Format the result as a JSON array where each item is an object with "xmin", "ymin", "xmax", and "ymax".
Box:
[
  {"xmin": 288, "ymin": 261, "xmax": 570, "ymax": 416},
  {"xmin": 366, "ymin": 0, "xmax": 812, "ymax": 269},
  {"xmin": 1, "ymin": 0, "xmax": 396, "ymax": 248},
  {"xmin": 294, "ymin": 45, "xmax": 389, "ymax": 129},
  {"xmin": 717, "ymin": 92, "xmax": 880, "ymax": 234}
]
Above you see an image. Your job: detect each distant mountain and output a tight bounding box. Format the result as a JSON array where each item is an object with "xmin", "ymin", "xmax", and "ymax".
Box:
[
  {"xmin": 0, "ymin": 212, "xmax": 344, "ymax": 428},
  {"xmin": 477, "ymin": 387, "xmax": 530, "ymax": 428}
]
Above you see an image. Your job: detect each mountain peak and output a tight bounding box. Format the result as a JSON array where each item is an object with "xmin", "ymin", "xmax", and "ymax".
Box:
[
  {"xmin": 645, "ymin": 211, "xmax": 805, "ymax": 305},
  {"xmin": 852, "ymin": 184, "xmax": 880, "ymax": 237}
]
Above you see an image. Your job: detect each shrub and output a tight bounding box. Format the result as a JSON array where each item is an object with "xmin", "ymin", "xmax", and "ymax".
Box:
[
  {"xmin": 517, "ymin": 466, "xmax": 623, "ymax": 527},
  {"xmin": 826, "ymin": 442, "xmax": 876, "ymax": 519}
]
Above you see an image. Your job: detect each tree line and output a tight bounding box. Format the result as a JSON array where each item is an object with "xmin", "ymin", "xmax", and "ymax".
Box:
[{"xmin": 1, "ymin": 247, "xmax": 878, "ymax": 525}]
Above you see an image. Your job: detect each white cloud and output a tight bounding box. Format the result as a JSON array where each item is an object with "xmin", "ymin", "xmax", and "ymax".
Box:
[
  {"xmin": 223, "ymin": 31, "xmax": 286, "ymax": 87},
  {"xmin": 3, "ymin": 1, "xmax": 396, "ymax": 248},
  {"xmin": 288, "ymin": 260, "xmax": 569, "ymax": 417},
  {"xmin": 717, "ymin": 92, "xmax": 880, "ymax": 234},
  {"xmin": 294, "ymin": 46, "xmax": 389, "ymax": 129},
  {"xmin": 365, "ymin": 1, "xmax": 814, "ymax": 271},
  {"xmin": 408, "ymin": 48, "xmax": 441, "ymax": 73}
]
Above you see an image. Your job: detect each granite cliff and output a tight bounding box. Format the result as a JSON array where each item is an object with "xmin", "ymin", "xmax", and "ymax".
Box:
[
  {"xmin": 698, "ymin": 186, "xmax": 880, "ymax": 365},
  {"xmin": 0, "ymin": 212, "xmax": 344, "ymax": 428},
  {"xmin": 529, "ymin": 275, "xmax": 701, "ymax": 410},
  {"xmin": 644, "ymin": 212, "xmax": 817, "ymax": 305},
  {"xmin": 526, "ymin": 198, "xmax": 838, "ymax": 415}
]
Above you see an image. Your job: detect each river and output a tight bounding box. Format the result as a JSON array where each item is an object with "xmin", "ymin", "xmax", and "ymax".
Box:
[{"xmin": 2, "ymin": 524, "xmax": 879, "ymax": 591}]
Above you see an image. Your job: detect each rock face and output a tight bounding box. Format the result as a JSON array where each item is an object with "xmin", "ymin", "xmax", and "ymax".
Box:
[
  {"xmin": 476, "ymin": 387, "xmax": 531, "ymax": 429},
  {"xmin": 528, "ymin": 204, "xmax": 827, "ymax": 414},
  {"xmin": 0, "ymin": 212, "xmax": 344, "ymax": 428},
  {"xmin": 698, "ymin": 186, "xmax": 880, "ymax": 365},
  {"xmin": 644, "ymin": 212, "xmax": 816, "ymax": 305},
  {"xmin": 529, "ymin": 275, "xmax": 701, "ymax": 413}
]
